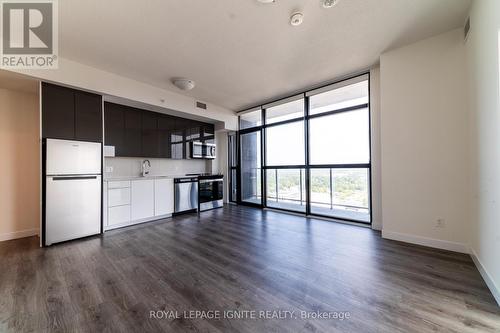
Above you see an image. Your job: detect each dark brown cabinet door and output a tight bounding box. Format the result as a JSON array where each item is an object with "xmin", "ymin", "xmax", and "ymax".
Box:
[
  {"xmin": 185, "ymin": 119, "xmax": 201, "ymax": 141},
  {"xmin": 202, "ymin": 123, "xmax": 215, "ymax": 138},
  {"xmin": 172, "ymin": 117, "xmax": 188, "ymax": 159},
  {"xmin": 42, "ymin": 83, "xmax": 75, "ymax": 140},
  {"xmin": 158, "ymin": 114, "xmax": 175, "ymax": 158},
  {"xmin": 75, "ymin": 91, "xmax": 102, "ymax": 142},
  {"xmin": 123, "ymin": 107, "xmax": 142, "ymax": 157},
  {"xmin": 104, "ymin": 102, "xmax": 125, "ymax": 155},
  {"xmin": 103, "ymin": 102, "xmax": 211, "ymax": 159},
  {"xmin": 141, "ymin": 111, "xmax": 159, "ymax": 158}
]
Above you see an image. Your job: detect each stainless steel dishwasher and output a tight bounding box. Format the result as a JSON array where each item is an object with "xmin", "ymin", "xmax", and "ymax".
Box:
[{"xmin": 174, "ymin": 177, "xmax": 198, "ymax": 214}]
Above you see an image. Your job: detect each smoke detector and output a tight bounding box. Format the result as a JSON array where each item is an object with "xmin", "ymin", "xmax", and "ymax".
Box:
[
  {"xmin": 322, "ymin": 0, "xmax": 339, "ymax": 8},
  {"xmin": 172, "ymin": 78, "xmax": 195, "ymax": 91},
  {"xmin": 290, "ymin": 12, "xmax": 304, "ymax": 26}
]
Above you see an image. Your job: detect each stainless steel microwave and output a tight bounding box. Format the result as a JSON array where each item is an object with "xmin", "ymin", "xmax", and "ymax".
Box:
[{"xmin": 190, "ymin": 142, "xmax": 216, "ymax": 159}]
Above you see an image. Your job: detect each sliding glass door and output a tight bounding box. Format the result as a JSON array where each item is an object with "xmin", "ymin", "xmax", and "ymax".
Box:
[
  {"xmin": 240, "ymin": 109, "xmax": 262, "ymax": 206},
  {"xmin": 228, "ymin": 132, "xmax": 238, "ymax": 203},
  {"xmin": 237, "ymin": 73, "xmax": 371, "ymax": 224}
]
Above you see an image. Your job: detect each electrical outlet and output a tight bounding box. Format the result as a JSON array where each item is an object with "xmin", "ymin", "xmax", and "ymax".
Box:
[
  {"xmin": 435, "ymin": 218, "xmax": 446, "ymax": 228},
  {"xmin": 105, "ymin": 166, "xmax": 113, "ymax": 173}
]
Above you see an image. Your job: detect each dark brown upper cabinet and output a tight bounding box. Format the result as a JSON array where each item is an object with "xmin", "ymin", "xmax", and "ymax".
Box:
[
  {"xmin": 158, "ymin": 114, "xmax": 175, "ymax": 159},
  {"xmin": 123, "ymin": 107, "xmax": 142, "ymax": 157},
  {"xmin": 172, "ymin": 117, "xmax": 188, "ymax": 143},
  {"xmin": 42, "ymin": 82, "xmax": 103, "ymax": 143},
  {"xmin": 103, "ymin": 102, "xmax": 125, "ymax": 155},
  {"xmin": 202, "ymin": 124, "xmax": 215, "ymax": 139},
  {"xmin": 75, "ymin": 91, "xmax": 103, "ymax": 142},
  {"xmin": 103, "ymin": 101, "xmax": 215, "ymax": 159},
  {"xmin": 42, "ymin": 83, "xmax": 76, "ymax": 140},
  {"xmin": 186, "ymin": 119, "xmax": 201, "ymax": 142},
  {"xmin": 141, "ymin": 111, "xmax": 159, "ymax": 158}
]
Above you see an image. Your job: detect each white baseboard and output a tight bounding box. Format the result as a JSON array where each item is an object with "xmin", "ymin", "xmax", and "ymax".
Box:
[
  {"xmin": 381, "ymin": 230, "xmax": 469, "ymax": 254},
  {"xmin": 469, "ymin": 247, "xmax": 500, "ymax": 306},
  {"xmin": 0, "ymin": 228, "xmax": 39, "ymax": 242}
]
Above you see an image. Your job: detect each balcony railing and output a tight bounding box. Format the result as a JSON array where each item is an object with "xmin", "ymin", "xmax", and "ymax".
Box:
[
  {"xmin": 240, "ymin": 167, "xmax": 370, "ymax": 222},
  {"xmin": 268, "ymin": 169, "xmax": 368, "ymax": 209}
]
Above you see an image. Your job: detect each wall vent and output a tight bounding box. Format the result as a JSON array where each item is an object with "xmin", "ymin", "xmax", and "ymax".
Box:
[
  {"xmin": 464, "ymin": 16, "xmax": 471, "ymax": 42},
  {"xmin": 196, "ymin": 101, "xmax": 207, "ymax": 110}
]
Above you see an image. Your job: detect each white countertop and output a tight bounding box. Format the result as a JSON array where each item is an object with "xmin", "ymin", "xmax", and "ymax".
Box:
[{"xmin": 104, "ymin": 175, "xmax": 185, "ymax": 182}]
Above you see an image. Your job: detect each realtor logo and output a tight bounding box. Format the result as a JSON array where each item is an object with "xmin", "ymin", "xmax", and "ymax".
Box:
[{"xmin": 1, "ymin": 0, "xmax": 58, "ymax": 68}]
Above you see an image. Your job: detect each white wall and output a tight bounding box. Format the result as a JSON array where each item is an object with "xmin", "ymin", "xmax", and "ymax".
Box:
[
  {"xmin": 380, "ymin": 29, "xmax": 470, "ymax": 253},
  {"xmin": 465, "ymin": 0, "xmax": 500, "ymax": 304},
  {"xmin": 10, "ymin": 57, "xmax": 238, "ymax": 130},
  {"xmin": 0, "ymin": 88, "xmax": 40, "ymax": 241},
  {"xmin": 104, "ymin": 157, "xmax": 209, "ymax": 179}
]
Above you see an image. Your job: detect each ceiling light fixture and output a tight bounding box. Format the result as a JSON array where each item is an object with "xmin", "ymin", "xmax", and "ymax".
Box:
[
  {"xmin": 172, "ymin": 78, "xmax": 195, "ymax": 91},
  {"xmin": 257, "ymin": 0, "xmax": 276, "ymax": 3},
  {"xmin": 322, "ymin": 0, "xmax": 339, "ymax": 8},
  {"xmin": 290, "ymin": 12, "xmax": 304, "ymax": 26}
]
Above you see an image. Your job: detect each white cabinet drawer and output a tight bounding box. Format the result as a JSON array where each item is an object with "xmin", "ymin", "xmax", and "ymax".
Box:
[
  {"xmin": 108, "ymin": 205, "xmax": 130, "ymax": 226},
  {"xmin": 108, "ymin": 188, "xmax": 131, "ymax": 207},
  {"xmin": 107, "ymin": 181, "xmax": 131, "ymax": 189}
]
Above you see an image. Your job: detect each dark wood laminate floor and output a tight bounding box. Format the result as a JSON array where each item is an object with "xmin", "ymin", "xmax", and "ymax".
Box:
[{"xmin": 0, "ymin": 205, "xmax": 499, "ymax": 333}]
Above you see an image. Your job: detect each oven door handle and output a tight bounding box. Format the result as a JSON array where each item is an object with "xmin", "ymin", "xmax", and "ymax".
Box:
[{"xmin": 199, "ymin": 179, "xmax": 223, "ymax": 184}]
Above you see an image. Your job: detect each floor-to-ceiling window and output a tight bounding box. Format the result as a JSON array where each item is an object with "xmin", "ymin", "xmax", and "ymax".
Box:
[
  {"xmin": 237, "ymin": 73, "xmax": 371, "ymax": 224},
  {"xmin": 307, "ymin": 76, "xmax": 370, "ymax": 222},
  {"xmin": 264, "ymin": 97, "xmax": 306, "ymax": 212}
]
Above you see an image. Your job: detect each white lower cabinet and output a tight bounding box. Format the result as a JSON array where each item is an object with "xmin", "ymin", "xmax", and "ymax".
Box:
[
  {"xmin": 105, "ymin": 177, "xmax": 174, "ymax": 231},
  {"xmin": 105, "ymin": 181, "xmax": 131, "ymax": 228},
  {"xmin": 108, "ymin": 187, "xmax": 131, "ymax": 207},
  {"xmin": 131, "ymin": 179, "xmax": 155, "ymax": 221},
  {"xmin": 155, "ymin": 178, "xmax": 174, "ymax": 216},
  {"xmin": 108, "ymin": 205, "xmax": 131, "ymax": 226}
]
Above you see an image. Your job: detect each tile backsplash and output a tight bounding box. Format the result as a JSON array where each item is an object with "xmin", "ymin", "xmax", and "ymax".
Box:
[{"xmin": 104, "ymin": 157, "xmax": 210, "ymax": 178}]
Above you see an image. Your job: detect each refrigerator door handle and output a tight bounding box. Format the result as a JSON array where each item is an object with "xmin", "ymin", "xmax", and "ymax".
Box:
[{"xmin": 52, "ymin": 176, "xmax": 98, "ymax": 181}]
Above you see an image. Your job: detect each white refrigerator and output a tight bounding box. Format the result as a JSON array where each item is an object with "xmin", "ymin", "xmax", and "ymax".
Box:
[{"xmin": 45, "ymin": 139, "xmax": 102, "ymax": 246}]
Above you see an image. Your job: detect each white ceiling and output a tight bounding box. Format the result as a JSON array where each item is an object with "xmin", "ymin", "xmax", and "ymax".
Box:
[{"xmin": 60, "ymin": 0, "xmax": 471, "ymax": 111}]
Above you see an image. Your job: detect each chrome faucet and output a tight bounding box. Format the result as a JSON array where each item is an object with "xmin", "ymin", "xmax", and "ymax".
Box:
[{"xmin": 142, "ymin": 159, "xmax": 151, "ymax": 177}]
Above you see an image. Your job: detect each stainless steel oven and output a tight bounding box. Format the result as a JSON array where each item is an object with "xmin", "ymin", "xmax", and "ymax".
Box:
[
  {"xmin": 198, "ymin": 175, "xmax": 224, "ymax": 211},
  {"xmin": 191, "ymin": 142, "xmax": 216, "ymax": 159}
]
